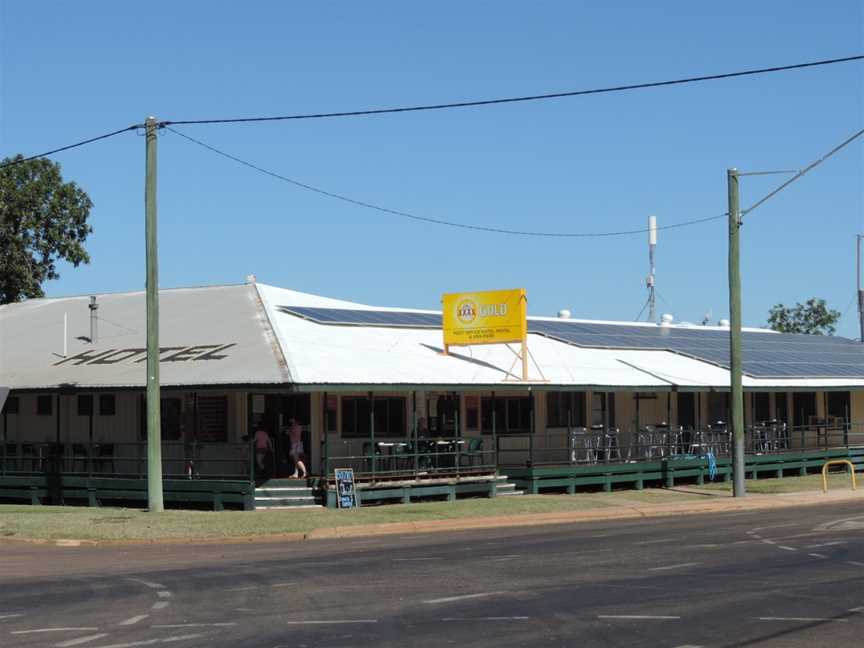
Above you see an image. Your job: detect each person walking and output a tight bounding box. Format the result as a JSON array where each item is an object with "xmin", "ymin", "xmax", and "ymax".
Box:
[
  {"xmin": 254, "ymin": 425, "xmax": 273, "ymax": 477},
  {"xmin": 287, "ymin": 418, "xmax": 308, "ymax": 479}
]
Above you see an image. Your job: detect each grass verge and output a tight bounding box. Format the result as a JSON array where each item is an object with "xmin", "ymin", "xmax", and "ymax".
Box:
[
  {"xmin": 697, "ymin": 472, "xmax": 859, "ymax": 494},
  {"xmin": 0, "ymin": 488, "xmax": 706, "ymax": 543}
]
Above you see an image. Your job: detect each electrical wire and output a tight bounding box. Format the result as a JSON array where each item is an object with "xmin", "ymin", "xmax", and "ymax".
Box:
[
  {"xmin": 742, "ymin": 127, "xmax": 864, "ymax": 216},
  {"xmin": 0, "ymin": 125, "xmax": 140, "ymax": 169},
  {"xmin": 161, "ymin": 56, "xmax": 864, "ymax": 126},
  {"xmin": 166, "ymin": 126, "xmax": 725, "ymax": 238}
]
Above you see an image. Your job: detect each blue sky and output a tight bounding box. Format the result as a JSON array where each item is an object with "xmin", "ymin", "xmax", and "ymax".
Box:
[{"xmin": 2, "ymin": 2, "xmax": 862, "ymax": 336}]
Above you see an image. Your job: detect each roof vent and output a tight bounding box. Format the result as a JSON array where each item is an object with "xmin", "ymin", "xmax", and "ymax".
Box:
[
  {"xmin": 246, "ymin": 274, "xmax": 257, "ymax": 284},
  {"xmin": 557, "ymin": 309, "xmax": 571, "ymax": 319},
  {"xmin": 659, "ymin": 313, "xmax": 674, "ymax": 327},
  {"xmin": 718, "ymin": 318, "xmax": 731, "ymax": 327}
]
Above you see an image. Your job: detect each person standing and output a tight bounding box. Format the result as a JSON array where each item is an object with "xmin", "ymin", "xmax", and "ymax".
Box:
[
  {"xmin": 287, "ymin": 418, "xmax": 308, "ymax": 479},
  {"xmin": 254, "ymin": 426, "xmax": 273, "ymax": 477}
]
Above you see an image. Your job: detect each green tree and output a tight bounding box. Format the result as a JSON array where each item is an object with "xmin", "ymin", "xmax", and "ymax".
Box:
[
  {"xmin": 0, "ymin": 155, "xmax": 93, "ymax": 304},
  {"xmin": 767, "ymin": 298, "xmax": 841, "ymax": 335}
]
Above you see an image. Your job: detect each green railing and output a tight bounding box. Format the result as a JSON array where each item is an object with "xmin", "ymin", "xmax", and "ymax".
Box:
[
  {"xmin": 497, "ymin": 421, "xmax": 864, "ymax": 467},
  {"xmin": 322, "ymin": 436, "xmax": 495, "ymax": 481},
  {"xmin": 0, "ymin": 440, "xmax": 254, "ymax": 481}
]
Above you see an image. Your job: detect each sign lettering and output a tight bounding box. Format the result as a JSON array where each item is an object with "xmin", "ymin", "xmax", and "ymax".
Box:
[{"xmin": 442, "ymin": 289, "xmax": 527, "ymax": 347}]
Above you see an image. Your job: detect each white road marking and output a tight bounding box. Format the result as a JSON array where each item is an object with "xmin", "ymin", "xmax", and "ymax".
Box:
[
  {"xmin": 151, "ymin": 623, "xmax": 237, "ymax": 628},
  {"xmin": 673, "ymin": 645, "xmax": 704, "ymax": 648},
  {"xmin": 423, "ymin": 591, "xmax": 506, "ymax": 604},
  {"xmin": 127, "ymin": 579, "xmax": 165, "ymax": 590},
  {"xmin": 225, "ymin": 582, "xmax": 294, "ymax": 592},
  {"xmin": 634, "ymin": 538, "xmax": 676, "ymax": 545},
  {"xmin": 118, "ymin": 616, "xmax": 149, "ymax": 627},
  {"xmin": 762, "ymin": 539, "xmax": 777, "ymax": 545},
  {"xmin": 442, "ymin": 616, "xmax": 529, "ymax": 621},
  {"xmin": 847, "ymin": 561, "xmax": 864, "ymax": 567},
  {"xmin": 151, "ymin": 602, "xmax": 170, "ymax": 611},
  {"xmin": 0, "ymin": 614, "xmax": 24, "ymax": 620},
  {"xmin": 392, "ymin": 557, "xmax": 441, "ymax": 562},
  {"xmin": 806, "ymin": 541, "xmax": 846, "ymax": 549},
  {"xmin": 808, "ymin": 553, "xmax": 828, "ymax": 559},
  {"xmin": 55, "ymin": 634, "xmax": 110, "ymax": 647},
  {"xmin": 848, "ymin": 607, "xmax": 864, "ymax": 612},
  {"xmin": 156, "ymin": 591, "xmax": 172, "ymax": 599},
  {"xmin": 271, "ymin": 583, "xmax": 294, "ymax": 588},
  {"xmin": 86, "ymin": 634, "xmax": 205, "ymax": 648},
  {"xmin": 12, "ymin": 628, "xmax": 100, "ymax": 635},
  {"xmin": 598, "ymin": 615, "xmax": 680, "ymax": 620},
  {"xmin": 757, "ymin": 617, "xmax": 848, "ymax": 622},
  {"xmin": 778, "ymin": 546, "xmax": 797, "ymax": 551},
  {"xmin": 281, "ymin": 620, "xmax": 378, "ymax": 625},
  {"xmin": 646, "ymin": 562, "xmax": 701, "ymax": 572}
]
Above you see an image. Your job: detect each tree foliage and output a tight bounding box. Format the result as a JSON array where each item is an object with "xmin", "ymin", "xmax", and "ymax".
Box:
[
  {"xmin": 0, "ymin": 155, "xmax": 93, "ymax": 304},
  {"xmin": 767, "ymin": 298, "xmax": 841, "ymax": 335}
]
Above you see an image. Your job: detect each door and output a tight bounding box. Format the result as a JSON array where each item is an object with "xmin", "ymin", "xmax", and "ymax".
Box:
[{"xmin": 678, "ymin": 393, "xmax": 696, "ymax": 429}]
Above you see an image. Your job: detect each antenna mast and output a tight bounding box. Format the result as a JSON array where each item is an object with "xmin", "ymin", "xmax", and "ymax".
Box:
[
  {"xmin": 647, "ymin": 215, "xmax": 657, "ymax": 322},
  {"xmin": 858, "ymin": 234, "xmax": 863, "ymax": 342}
]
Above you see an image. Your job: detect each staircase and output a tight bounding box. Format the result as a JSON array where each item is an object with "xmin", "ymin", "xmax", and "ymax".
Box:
[
  {"xmin": 495, "ymin": 474, "xmax": 524, "ymax": 497},
  {"xmin": 254, "ymin": 478, "xmax": 324, "ymax": 510}
]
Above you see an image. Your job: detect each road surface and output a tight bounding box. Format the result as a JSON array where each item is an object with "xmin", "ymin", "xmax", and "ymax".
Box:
[{"xmin": 2, "ymin": 501, "xmax": 864, "ymax": 647}]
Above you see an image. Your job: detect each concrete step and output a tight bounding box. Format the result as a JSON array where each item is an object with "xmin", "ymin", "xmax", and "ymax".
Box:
[
  {"xmin": 255, "ymin": 487, "xmax": 315, "ymax": 498},
  {"xmin": 255, "ymin": 496, "xmax": 319, "ymax": 508},
  {"xmin": 258, "ymin": 478, "xmax": 311, "ymax": 488},
  {"xmin": 257, "ymin": 505, "xmax": 326, "ymax": 510},
  {"xmin": 498, "ymin": 489, "xmax": 525, "ymax": 496}
]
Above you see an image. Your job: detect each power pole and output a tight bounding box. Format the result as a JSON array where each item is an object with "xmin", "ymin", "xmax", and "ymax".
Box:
[
  {"xmin": 858, "ymin": 234, "xmax": 864, "ymax": 343},
  {"xmin": 727, "ymin": 168, "xmax": 746, "ymax": 497},
  {"xmin": 145, "ymin": 116, "xmax": 164, "ymax": 512}
]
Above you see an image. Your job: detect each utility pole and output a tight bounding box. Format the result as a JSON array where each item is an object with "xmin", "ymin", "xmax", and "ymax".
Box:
[
  {"xmin": 857, "ymin": 235, "xmax": 864, "ymax": 343},
  {"xmin": 145, "ymin": 116, "xmax": 164, "ymax": 512},
  {"xmin": 727, "ymin": 168, "xmax": 745, "ymax": 497}
]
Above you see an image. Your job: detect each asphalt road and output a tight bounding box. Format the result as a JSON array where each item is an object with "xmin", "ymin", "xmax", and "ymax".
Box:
[{"xmin": 3, "ymin": 501, "xmax": 864, "ymax": 648}]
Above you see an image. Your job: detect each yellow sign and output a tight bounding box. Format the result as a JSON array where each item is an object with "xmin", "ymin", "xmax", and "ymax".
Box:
[{"xmin": 442, "ymin": 289, "xmax": 527, "ymax": 347}]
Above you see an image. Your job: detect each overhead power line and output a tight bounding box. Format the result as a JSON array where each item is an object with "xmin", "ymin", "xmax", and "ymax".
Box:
[
  {"xmin": 743, "ymin": 127, "xmax": 864, "ymax": 216},
  {"xmin": 161, "ymin": 55, "xmax": 864, "ymax": 126},
  {"xmin": 0, "ymin": 125, "xmax": 139, "ymax": 169},
  {"xmin": 166, "ymin": 126, "xmax": 724, "ymax": 238}
]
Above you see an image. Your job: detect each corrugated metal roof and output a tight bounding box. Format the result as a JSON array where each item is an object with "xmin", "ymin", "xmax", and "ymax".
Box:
[
  {"xmin": 0, "ymin": 284, "xmax": 287, "ymax": 389},
  {"xmin": 2, "ymin": 282, "xmax": 862, "ymax": 391}
]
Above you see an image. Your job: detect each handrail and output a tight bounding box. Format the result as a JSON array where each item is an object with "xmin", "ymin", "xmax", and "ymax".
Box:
[{"xmin": 821, "ymin": 459, "xmax": 857, "ymax": 493}]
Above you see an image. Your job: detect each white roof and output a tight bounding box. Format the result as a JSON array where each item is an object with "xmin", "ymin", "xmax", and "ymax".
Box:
[{"xmin": 1, "ymin": 282, "xmax": 862, "ymax": 391}]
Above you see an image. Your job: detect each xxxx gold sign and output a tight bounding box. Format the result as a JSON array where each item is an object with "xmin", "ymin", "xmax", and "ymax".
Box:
[{"xmin": 442, "ymin": 289, "xmax": 527, "ymax": 347}]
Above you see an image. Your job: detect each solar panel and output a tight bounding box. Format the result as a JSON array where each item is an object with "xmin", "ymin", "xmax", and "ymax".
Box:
[{"xmin": 275, "ymin": 305, "xmax": 864, "ymax": 379}]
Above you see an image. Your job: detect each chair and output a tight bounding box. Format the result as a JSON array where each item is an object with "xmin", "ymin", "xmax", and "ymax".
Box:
[
  {"xmin": 95, "ymin": 443, "xmax": 115, "ymax": 474},
  {"xmin": 72, "ymin": 444, "xmax": 90, "ymax": 473},
  {"xmin": 459, "ymin": 438, "xmax": 485, "ymax": 468}
]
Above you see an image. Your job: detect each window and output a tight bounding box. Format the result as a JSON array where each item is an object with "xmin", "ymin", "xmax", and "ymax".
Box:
[
  {"xmin": 708, "ymin": 392, "xmax": 729, "ymax": 424},
  {"xmin": 99, "ymin": 394, "xmax": 116, "ymax": 416},
  {"xmin": 77, "ymin": 395, "xmax": 93, "ymax": 416},
  {"xmin": 465, "ymin": 396, "xmax": 479, "ymax": 431},
  {"xmin": 546, "ymin": 392, "xmax": 586, "ymax": 428},
  {"xmin": 197, "ymin": 395, "xmax": 228, "ymax": 442},
  {"xmin": 826, "ymin": 391, "xmax": 850, "ymax": 421},
  {"xmin": 481, "ymin": 396, "xmax": 532, "ymax": 434},
  {"xmin": 373, "ymin": 397, "xmax": 406, "ymax": 437},
  {"xmin": 753, "ymin": 393, "xmax": 770, "ymax": 423},
  {"xmin": 37, "ymin": 395, "xmax": 53, "ymax": 416},
  {"xmin": 591, "ymin": 392, "xmax": 615, "ymax": 427},
  {"xmin": 341, "ymin": 397, "xmax": 371, "ymax": 438},
  {"xmin": 1, "ymin": 396, "xmax": 19, "ymax": 415},
  {"xmin": 775, "ymin": 392, "xmax": 788, "ymax": 423},
  {"xmin": 325, "ymin": 395, "xmax": 338, "ymax": 433},
  {"xmin": 793, "ymin": 392, "xmax": 817, "ymax": 429},
  {"xmin": 139, "ymin": 397, "xmax": 183, "ymax": 440}
]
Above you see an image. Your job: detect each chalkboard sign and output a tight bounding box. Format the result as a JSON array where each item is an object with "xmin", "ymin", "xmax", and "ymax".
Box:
[{"xmin": 334, "ymin": 468, "xmax": 359, "ymax": 509}]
